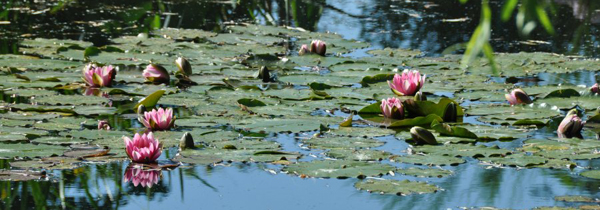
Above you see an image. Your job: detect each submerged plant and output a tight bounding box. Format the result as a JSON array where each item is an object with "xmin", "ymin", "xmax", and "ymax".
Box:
[
  {"xmin": 123, "ymin": 132, "xmax": 163, "ymax": 163},
  {"xmin": 123, "ymin": 167, "xmax": 161, "ymax": 188},
  {"xmin": 557, "ymin": 109, "xmax": 585, "ymax": 138},
  {"xmin": 505, "ymin": 88, "xmax": 532, "ymax": 105},
  {"xmin": 139, "ymin": 107, "xmax": 175, "ymax": 131},
  {"xmin": 97, "ymin": 120, "xmax": 110, "ymax": 130},
  {"xmin": 380, "ymin": 97, "xmax": 404, "ymax": 119},
  {"xmin": 387, "ymin": 69, "xmax": 426, "ymax": 96},
  {"xmin": 310, "ymin": 40, "xmax": 326, "ymax": 56},
  {"xmin": 143, "ymin": 64, "xmax": 170, "ymax": 84},
  {"xmin": 82, "ymin": 64, "xmax": 116, "ymax": 87}
]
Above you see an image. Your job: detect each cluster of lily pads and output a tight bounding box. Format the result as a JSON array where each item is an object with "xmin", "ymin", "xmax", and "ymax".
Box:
[{"xmin": 0, "ymin": 23, "xmax": 599, "ymax": 200}]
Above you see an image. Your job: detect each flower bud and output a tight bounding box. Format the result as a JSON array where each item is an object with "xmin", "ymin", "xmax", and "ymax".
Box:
[
  {"xmin": 143, "ymin": 64, "xmax": 170, "ymax": 84},
  {"xmin": 410, "ymin": 126, "xmax": 437, "ymax": 145},
  {"xmin": 557, "ymin": 109, "xmax": 585, "ymax": 138},
  {"xmin": 258, "ymin": 66, "xmax": 271, "ymax": 83},
  {"xmin": 97, "ymin": 120, "xmax": 110, "ymax": 130},
  {"xmin": 298, "ymin": 44, "xmax": 309, "ymax": 56},
  {"xmin": 443, "ymin": 102, "xmax": 457, "ymax": 122},
  {"xmin": 414, "ymin": 91, "xmax": 427, "ymax": 101},
  {"xmin": 310, "ymin": 40, "xmax": 327, "ymax": 56},
  {"xmin": 505, "ymin": 88, "xmax": 532, "ymax": 105},
  {"xmin": 175, "ymin": 57, "xmax": 192, "ymax": 76},
  {"xmin": 380, "ymin": 97, "xmax": 404, "ymax": 119},
  {"xmin": 179, "ymin": 132, "xmax": 195, "ymax": 150},
  {"xmin": 592, "ymin": 83, "xmax": 599, "ymax": 94}
]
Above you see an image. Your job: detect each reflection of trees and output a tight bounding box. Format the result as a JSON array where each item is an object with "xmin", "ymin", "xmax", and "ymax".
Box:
[{"xmin": 355, "ymin": 0, "xmax": 600, "ymax": 57}]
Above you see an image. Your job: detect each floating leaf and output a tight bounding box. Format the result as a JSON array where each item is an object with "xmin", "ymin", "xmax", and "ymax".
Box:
[{"xmin": 354, "ymin": 179, "xmax": 439, "ymax": 195}]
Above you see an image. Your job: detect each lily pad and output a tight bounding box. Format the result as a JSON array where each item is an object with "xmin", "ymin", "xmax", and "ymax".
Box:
[
  {"xmin": 302, "ymin": 136, "xmax": 384, "ymax": 149},
  {"xmin": 354, "ymin": 179, "xmax": 439, "ymax": 195},
  {"xmin": 283, "ymin": 160, "xmax": 395, "ymax": 179},
  {"xmin": 326, "ymin": 149, "xmax": 391, "ymax": 161},
  {"xmin": 396, "ymin": 167, "xmax": 454, "ymax": 178}
]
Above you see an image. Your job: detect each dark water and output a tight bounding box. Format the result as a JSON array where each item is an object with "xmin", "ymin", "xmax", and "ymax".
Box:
[{"xmin": 2, "ymin": 0, "xmax": 600, "ymax": 210}]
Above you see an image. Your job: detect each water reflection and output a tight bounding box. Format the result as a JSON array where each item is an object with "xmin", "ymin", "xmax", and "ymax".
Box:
[
  {"xmin": 2, "ymin": 0, "xmax": 600, "ymax": 57},
  {"xmin": 123, "ymin": 166, "xmax": 162, "ymax": 188}
]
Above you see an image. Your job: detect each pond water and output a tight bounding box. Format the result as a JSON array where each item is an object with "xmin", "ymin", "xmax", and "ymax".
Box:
[{"xmin": 0, "ymin": 0, "xmax": 600, "ymax": 210}]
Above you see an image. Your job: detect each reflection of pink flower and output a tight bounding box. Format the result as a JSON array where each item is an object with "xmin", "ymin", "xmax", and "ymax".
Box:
[
  {"xmin": 592, "ymin": 83, "xmax": 599, "ymax": 94},
  {"xmin": 83, "ymin": 87, "xmax": 109, "ymax": 98},
  {"xmin": 123, "ymin": 132, "xmax": 162, "ymax": 163},
  {"xmin": 380, "ymin": 97, "xmax": 404, "ymax": 119},
  {"xmin": 123, "ymin": 167, "xmax": 161, "ymax": 188},
  {"xmin": 82, "ymin": 64, "xmax": 116, "ymax": 87},
  {"xmin": 557, "ymin": 109, "xmax": 585, "ymax": 138},
  {"xmin": 139, "ymin": 107, "xmax": 175, "ymax": 131},
  {"xmin": 387, "ymin": 70, "xmax": 426, "ymax": 96},
  {"xmin": 505, "ymin": 88, "xmax": 532, "ymax": 105},
  {"xmin": 143, "ymin": 64, "xmax": 170, "ymax": 84},
  {"xmin": 310, "ymin": 40, "xmax": 326, "ymax": 56},
  {"xmin": 98, "ymin": 120, "xmax": 110, "ymax": 130}
]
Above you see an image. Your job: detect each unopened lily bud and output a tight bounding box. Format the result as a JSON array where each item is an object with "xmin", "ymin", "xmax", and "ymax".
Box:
[
  {"xmin": 505, "ymin": 88, "xmax": 533, "ymax": 105},
  {"xmin": 380, "ymin": 97, "xmax": 404, "ymax": 119},
  {"xmin": 414, "ymin": 91, "xmax": 427, "ymax": 101},
  {"xmin": 143, "ymin": 64, "xmax": 170, "ymax": 84},
  {"xmin": 298, "ymin": 44, "xmax": 309, "ymax": 56},
  {"xmin": 175, "ymin": 57, "xmax": 192, "ymax": 76},
  {"xmin": 591, "ymin": 83, "xmax": 599, "ymax": 94},
  {"xmin": 557, "ymin": 109, "xmax": 585, "ymax": 138},
  {"xmin": 310, "ymin": 40, "xmax": 326, "ymax": 56},
  {"xmin": 179, "ymin": 132, "xmax": 195, "ymax": 149},
  {"xmin": 258, "ymin": 66, "xmax": 271, "ymax": 83},
  {"xmin": 410, "ymin": 126, "xmax": 437, "ymax": 145},
  {"xmin": 443, "ymin": 102, "xmax": 457, "ymax": 122},
  {"xmin": 97, "ymin": 120, "xmax": 110, "ymax": 130}
]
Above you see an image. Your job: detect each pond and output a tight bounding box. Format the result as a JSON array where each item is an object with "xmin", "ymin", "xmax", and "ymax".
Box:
[{"xmin": 0, "ymin": 0, "xmax": 600, "ymax": 209}]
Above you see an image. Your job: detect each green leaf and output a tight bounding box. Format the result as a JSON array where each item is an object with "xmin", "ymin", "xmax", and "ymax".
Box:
[
  {"xmin": 430, "ymin": 120, "xmax": 478, "ymax": 139},
  {"xmin": 501, "ymin": 0, "xmax": 518, "ymax": 21},
  {"xmin": 83, "ymin": 46, "xmax": 101, "ymax": 58},
  {"xmin": 389, "ymin": 114, "xmax": 443, "ymax": 128},
  {"xmin": 535, "ymin": 4, "xmax": 555, "ymax": 35},
  {"xmin": 354, "ymin": 179, "xmax": 439, "ymax": 195},
  {"xmin": 134, "ymin": 89, "xmax": 166, "ymax": 110},
  {"xmin": 237, "ymin": 98, "xmax": 267, "ymax": 107}
]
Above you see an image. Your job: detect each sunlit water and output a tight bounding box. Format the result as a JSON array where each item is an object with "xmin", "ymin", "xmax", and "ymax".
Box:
[{"xmin": 1, "ymin": 0, "xmax": 600, "ymax": 209}]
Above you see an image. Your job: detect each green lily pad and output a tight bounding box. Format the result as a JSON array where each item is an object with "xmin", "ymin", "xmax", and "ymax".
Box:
[
  {"xmin": 303, "ymin": 136, "xmax": 384, "ymax": 149},
  {"xmin": 283, "ymin": 160, "xmax": 395, "ymax": 179},
  {"xmin": 354, "ymin": 179, "xmax": 439, "ymax": 195},
  {"xmin": 326, "ymin": 149, "xmax": 391, "ymax": 161},
  {"xmin": 396, "ymin": 167, "xmax": 454, "ymax": 178},
  {"xmin": 0, "ymin": 170, "xmax": 48, "ymax": 181},
  {"xmin": 392, "ymin": 154, "xmax": 466, "ymax": 166},
  {"xmin": 179, "ymin": 148, "xmax": 300, "ymax": 163},
  {"xmin": 31, "ymin": 136, "xmax": 91, "ymax": 146},
  {"xmin": 478, "ymin": 153, "xmax": 547, "ymax": 167},
  {"xmin": 555, "ymin": 195, "xmax": 599, "ymax": 203},
  {"xmin": 328, "ymin": 127, "xmax": 396, "ymax": 138},
  {"xmin": 0, "ymin": 143, "xmax": 67, "ymax": 159},
  {"xmin": 413, "ymin": 144, "xmax": 512, "ymax": 158}
]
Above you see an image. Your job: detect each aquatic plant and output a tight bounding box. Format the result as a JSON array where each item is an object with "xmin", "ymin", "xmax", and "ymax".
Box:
[
  {"xmin": 592, "ymin": 83, "xmax": 599, "ymax": 94},
  {"xmin": 387, "ymin": 69, "xmax": 426, "ymax": 96},
  {"xmin": 123, "ymin": 167, "xmax": 161, "ymax": 188},
  {"xmin": 557, "ymin": 109, "xmax": 585, "ymax": 138},
  {"xmin": 82, "ymin": 64, "xmax": 116, "ymax": 87},
  {"xmin": 97, "ymin": 120, "xmax": 110, "ymax": 130},
  {"xmin": 143, "ymin": 64, "xmax": 170, "ymax": 84},
  {"xmin": 410, "ymin": 126, "xmax": 437, "ymax": 145},
  {"xmin": 298, "ymin": 44, "xmax": 309, "ymax": 55},
  {"xmin": 505, "ymin": 88, "xmax": 532, "ymax": 105},
  {"xmin": 123, "ymin": 132, "xmax": 162, "ymax": 163},
  {"xmin": 380, "ymin": 97, "xmax": 404, "ymax": 119},
  {"xmin": 310, "ymin": 40, "xmax": 326, "ymax": 56},
  {"xmin": 175, "ymin": 57, "xmax": 192, "ymax": 76},
  {"xmin": 139, "ymin": 107, "xmax": 175, "ymax": 131}
]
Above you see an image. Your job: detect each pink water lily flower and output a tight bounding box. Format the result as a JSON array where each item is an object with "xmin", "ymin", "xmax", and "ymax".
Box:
[
  {"xmin": 380, "ymin": 97, "xmax": 404, "ymax": 119},
  {"xmin": 143, "ymin": 64, "xmax": 170, "ymax": 84},
  {"xmin": 98, "ymin": 120, "xmax": 110, "ymax": 130},
  {"xmin": 310, "ymin": 40, "xmax": 326, "ymax": 56},
  {"xmin": 298, "ymin": 44, "xmax": 309, "ymax": 56},
  {"xmin": 82, "ymin": 64, "xmax": 116, "ymax": 87},
  {"xmin": 505, "ymin": 88, "xmax": 533, "ymax": 105},
  {"xmin": 557, "ymin": 109, "xmax": 585, "ymax": 138},
  {"xmin": 139, "ymin": 107, "xmax": 175, "ymax": 131},
  {"xmin": 123, "ymin": 167, "xmax": 161, "ymax": 188},
  {"xmin": 592, "ymin": 83, "xmax": 599, "ymax": 94},
  {"xmin": 387, "ymin": 69, "xmax": 426, "ymax": 96},
  {"xmin": 123, "ymin": 132, "xmax": 162, "ymax": 163}
]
